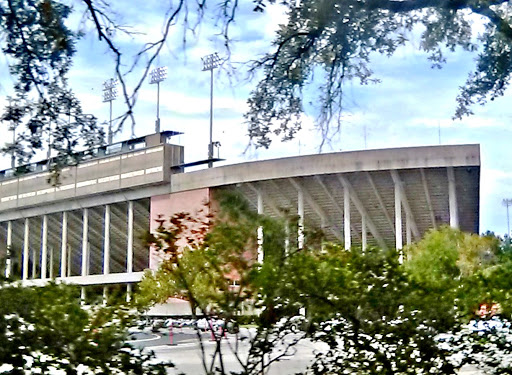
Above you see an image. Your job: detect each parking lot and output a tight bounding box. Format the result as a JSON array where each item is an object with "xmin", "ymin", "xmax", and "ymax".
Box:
[{"xmin": 127, "ymin": 320, "xmax": 483, "ymax": 375}]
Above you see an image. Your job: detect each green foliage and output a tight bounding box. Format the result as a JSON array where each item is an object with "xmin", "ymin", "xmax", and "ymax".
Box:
[
  {"xmin": 404, "ymin": 227, "xmax": 512, "ymax": 324},
  {"xmin": 0, "ymin": 0, "xmax": 104, "ymax": 177},
  {"xmin": 2, "ymin": 0, "xmax": 512, "ymax": 160},
  {"xmin": 245, "ymin": 0, "xmax": 512, "ymax": 148},
  {"xmin": 139, "ymin": 191, "xmax": 267, "ymax": 316},
  {"xmin": 0, "ymin": 282, "xmax": 170, "ymax": 374},
  {"xmin": 140, "ymin": 199, "xmax": 512, "ymax": 374}
]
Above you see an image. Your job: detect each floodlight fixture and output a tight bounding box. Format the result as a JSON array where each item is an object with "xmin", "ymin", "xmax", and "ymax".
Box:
[
  {"xmin": 201, "ymin": 53, "xmax": 221, "ymax": 71},
  {"xmin": 102, "ymin": 78, "xmax": 119, "ymax": 102},
  {"xmin": 150, "ymin": 66, "xmax": 168, "ymax": 84},
  {"xmin": 102, "ymin": 78, "xmax": 119, "ymax": 144},
  {"xmin": 149, "ymin": 66, "xmax": 168, "ymax": 132},
  {"xmin": 201, "ymin": 52, "xmax": 221, "ymax": 168}
]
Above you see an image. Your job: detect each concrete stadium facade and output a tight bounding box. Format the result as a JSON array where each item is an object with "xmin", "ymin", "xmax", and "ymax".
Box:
[{"xmin": 0, "ymin": 131, "xmax": 480, "ymax": 305}]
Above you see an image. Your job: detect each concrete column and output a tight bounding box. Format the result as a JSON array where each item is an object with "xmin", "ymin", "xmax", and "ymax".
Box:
[
  {"xmin": 23, "ymin": 218, "xmax": 29, "ymax": 280},
  {"xmin": 103, "ymin": 205, "xmax": 110, "ymax": 275},
  {"xmin": 103, "ymin": 286, "xmax": 108, "ymax": 306},
  {"xmin": 298, "ymin": 189, "xmax": 304, "ymax": 249},
  {"xmin": 81, "ymin": 287, "xmax": 86, "ymax": 305},
  {"xmin": 127, "ymin": 201, "xmax": 134, "ymax": 274},
  {"xmin": 344, "ymin": 187, "xmax": 351, "ymax": 250},
  {"xmin": 6, "ymin": 221, "xmax": 12, "ymax": 279},
  {"xmin": 447, "ymin": 167, "xmax": 459, "ymax": 229},
  {"xmin": 81, "ymin": 208, "xmax": 89, "ymax": 277},
  {"xmin": 321, "ymin": 216, "xmax": 327, "ymax": 252},
  {"xmin": 49, "ymin": 246, "xmax": 54, "ymax": 279},
  {"xmin": 257, "ymin": 192, "xmax": 264, "ymax": 263},
  {"xmin": 126, "ymin": 284, "xmax": 132, "ymax": 303},
  {"xmin": 395, "ymin": 182, "xmax": 403, "ymax": 262},
  {"xmin": 68, "ymin": 247, "xmax": 72, "ymax": 277},
  {"xmin": 31, "ymin": 234, "xmax": 37, "ymax": 279},
  {"xmin": 41, "ymin": 215, "xmax": 48, "ymax": 279},
  {"xmin": 362, "ymin": 214, "xmax": 367, "ymax": 252},
  {"xmin": 60, "ymin": 212, "xmax": 67, "ymax": 278},
  {"xmin": 406, "ymin": 214, "xmax": 412, "ymax": 246},
  {"xmin": 284, "ymin": 221, "xmax": 290, "ymax": 255}
]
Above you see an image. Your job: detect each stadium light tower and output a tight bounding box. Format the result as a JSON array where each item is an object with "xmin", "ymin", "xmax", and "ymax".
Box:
[
  {"xmin": 102, "ymin": 78, "xmax": 118, "ymax": 144},
  {"xmin": 201, "ymin": 52, "xmax": 221, "ymax": 168},
  {"xmin": 149, "ymin": 66, "xmax": 168, "ymax": 133},
  {"xmin": 503, "ymin": 198, "xmax": 512, "ymax": 237}
]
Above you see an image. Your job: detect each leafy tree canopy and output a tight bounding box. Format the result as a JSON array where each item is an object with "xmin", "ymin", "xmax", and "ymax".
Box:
[
  {"xmin": 246, "ymin": 0, "xmax": 512, "ymax": 148},
  {"xmin": 1, "ymin": 0, "xmax": 512, "ymax": 163},
  {"xmin": 0, "ymin": 282, "xmax": 170, "ymax": 374}
]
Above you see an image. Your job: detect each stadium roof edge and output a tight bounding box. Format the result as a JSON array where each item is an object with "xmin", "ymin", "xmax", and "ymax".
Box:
[{"xmin": 170, "ymin": 143, "xmax": 480, "ymax": 193}]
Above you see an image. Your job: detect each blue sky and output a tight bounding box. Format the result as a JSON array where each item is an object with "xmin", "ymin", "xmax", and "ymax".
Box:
[{"xmin": 0, "ymin": 1, "xmax": 510, "ymax": 235}]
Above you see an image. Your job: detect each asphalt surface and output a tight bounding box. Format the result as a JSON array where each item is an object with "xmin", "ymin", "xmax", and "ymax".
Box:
[
  {"xmin": 127, "ymin": 328, "xmax": 207, "ymax": 348},
  {"xmin": 127, "ymin": 328, "xmax": 483, "ymax": 375}
]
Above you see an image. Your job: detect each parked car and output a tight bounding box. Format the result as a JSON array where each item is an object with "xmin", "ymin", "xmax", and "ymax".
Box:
[{"xmin": 151, "ymin": 319, "xmax": 165, "ymax": 332}]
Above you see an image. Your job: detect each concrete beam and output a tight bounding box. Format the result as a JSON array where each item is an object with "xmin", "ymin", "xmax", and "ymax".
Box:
[
  {"xmin": 344, "ymin": 185, "xmax": 351, "ymax": 250},
  {"xmin": 365, "ymin": 172, "xmax": 395, "ymax": 234},
  {"xmin": 390, "ymin": 170, "xmax": 420, "ymax": 240},
  {"xmin": 314, "ymin": 176, "xmax": 361, "ymax": 242},
  {"xmin": 395, "ymin": 182, "xmax": 403, "ymax": 261},
  {"xmin": 0, "ymin": 184, "xmax": 170, "ymax": 222},
  {"xmin": 420, "ymin": 168, "xmax": 437, "ymax": 229},
  {"xmin": 246, "ymin": 183, "xmax": 282, "ymax": 217},
  {"xmin": 288, "ymin": 178, "xmax": 343, "ymax": 242},
  {"xmin": 18, "ymin": 271, "xmax": 145, "ymax": 287},
  {"xmin": 338, "ymin": 176, "xmax": 388, "ymax": 250},
  {"xmin": 170, "ymin": 144, "xmax": 480, "ymax": 193},
  {"xmin": 447, "ymin": 167, "xmax": 459, "ymax": 229}
]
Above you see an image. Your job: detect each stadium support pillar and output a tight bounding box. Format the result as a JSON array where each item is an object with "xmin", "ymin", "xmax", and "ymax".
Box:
[
  {"xmin": 284, "ymin": 220, "xmax": 290, "ymax": 255},
  {"xmin": 104, "ymin": 205, "xmax": 110, "ymax": 275},
  {"xmin": 127, "ymin": 201, "xmax": 133, "ymax": 273},
  {"xmin": 103, "ymin": 204, "xmax": 111, "ymax": 305},
  {"xmin": 49, "ymin": 246, "xmax": 54, "ymax": 279},
  {"xmin": 5, "ymin": 221, "xmax": 12, "ymax": 279},
  {"xmin": 126, "ymin": 201, "xmax": 134, "ymax": 302},
  {"xmin": 41, "ymin": 215, "xmax": 48, "ymax": 279},
  {"xmin": 126, "ymin": 284, "xmax": 132, "ymax": 303},
  {"xmin": 22, "ymin": 218, "xmax": 29, "ymax": 280},
  {"xmin": 344, "ymin": 187, "xmax": 351, "ymax": 250},
  {"xmin": 257, "ymin": 191, "xmax": 264, "ymax": 263},
  {"xmin": 406, "ymin": 214, "xmax": 412, "ymax": 246},
  {"xmin": 362, "ymin": 215, "xmax": 367, "ymax": 252},
  {"xmin": 82, "ymin": 208, "xmax": 89, "ymax": 277},
  {"xmin": 394, "ymin": 181, "xmax": 403, "ymax": 263},
  {"xmin": 447, "ymin": 167, "xmax": 459, "ymax": 229},
  {"xmin": 298, "ymin": 189, "xmax": 304, "ymax": 249},
  {"xmin": 60, "ymin": 212, "xmax": 68, "ymax": 278}
]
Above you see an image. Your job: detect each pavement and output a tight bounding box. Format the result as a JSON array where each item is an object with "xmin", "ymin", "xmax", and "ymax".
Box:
[{"xmin": 127, "ymin": 328, "xmax": 485, "ymax": 375}]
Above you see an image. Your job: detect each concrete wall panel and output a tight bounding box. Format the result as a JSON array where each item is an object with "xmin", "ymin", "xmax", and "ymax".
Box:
[{"xmin": 149, "ymin": 188, "xmax": 210, "ymax": 270}]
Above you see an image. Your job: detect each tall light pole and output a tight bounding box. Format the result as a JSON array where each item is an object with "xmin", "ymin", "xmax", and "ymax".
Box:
[
  {"xmin": 150, "ymin": 66, "xmax": 168, "ymax": 133},
  {"xmin": 503, "ymin": 198, "xmax": 512, "ymax": 237},
  {"xmin": 7, "ymin": 98, "xmax": 15, "ymax": 169},
  {"xmin": 102, "ymin": 78, "xmax": 118, "ymax": 144},
  {"xmin": 201, "ymin": 52, "xmax": 221, "ymax": 168}
]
